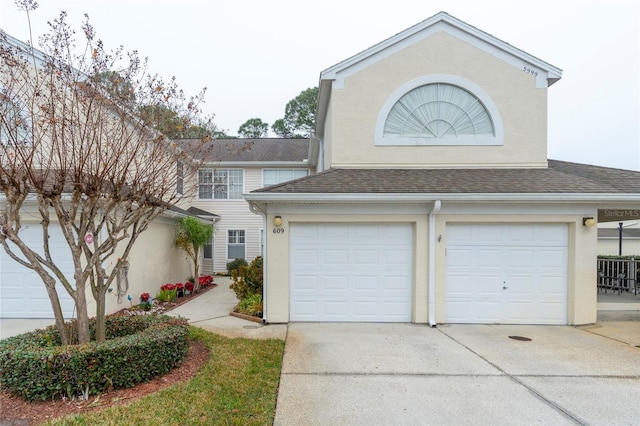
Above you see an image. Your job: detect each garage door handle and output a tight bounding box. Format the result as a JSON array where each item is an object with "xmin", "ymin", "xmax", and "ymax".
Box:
[{"xmin": 502, "ymin": 286, "xmax": 508, "ymax": 290}]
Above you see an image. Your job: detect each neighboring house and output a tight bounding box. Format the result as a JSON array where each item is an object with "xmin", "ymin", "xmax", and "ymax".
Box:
[
  {"xmin": 0, "ymin": 34, "xmax": 193, "ymax": 319},
  {"xmin": 245, "ymin": 12, "xmax": 640, "ymax": 325},
  {"xmin": 179, "ymin": 138, "xmax": 315, "ymax": 274},
  {"xmin": 597, "ymin": 224, "xmax": 640, "ymax": 256}
]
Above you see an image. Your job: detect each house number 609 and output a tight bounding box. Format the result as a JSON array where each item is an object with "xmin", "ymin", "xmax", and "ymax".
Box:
[{"xmin": 273, "ymin": 228, "xmax": 285, "ymax": 234}]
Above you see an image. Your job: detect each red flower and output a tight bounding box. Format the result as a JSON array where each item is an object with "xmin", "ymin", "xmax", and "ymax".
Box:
[
  {"xmin": 175, "ymin": 283, "xmax": 185, "ymax": 290},
  {"xmin": 160, "ymin": 283, "xmax": 176, "ymax": 291},
  {"xmin": 140, "ymin": 292, "xmax": 150, "ymax": 302},
  {"xmin": 185, "ymin": 282, "xmax": 194, "ymax": 292}
]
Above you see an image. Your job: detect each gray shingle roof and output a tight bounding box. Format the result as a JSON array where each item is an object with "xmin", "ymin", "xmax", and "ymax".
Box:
[
  {"xmin": 179, "ymin": 138, "xmax": 309, "ymax": 163},
  {"xmin": 252, "ymin": 160, "xmax": 640, "ymax": 194}
]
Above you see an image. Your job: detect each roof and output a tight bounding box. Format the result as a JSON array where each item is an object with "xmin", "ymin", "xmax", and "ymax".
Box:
[
  {"xmin": 178, "ymin": 138, "xmax": 310, "ymax": 163},
  {"xmin": 598, "ymin": 229, "xmax": 640, "ymax": 239},
  {"xmin": 249, "ymin": 160, "xmax": 640, "ymax": 198},
  {"xmin": 315, "ymin": 11, "xmax": 563, "ymax": 136}
]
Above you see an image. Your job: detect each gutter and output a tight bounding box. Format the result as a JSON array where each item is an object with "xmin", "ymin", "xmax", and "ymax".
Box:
[
  {"xmin": 428, "ymin": 200, "xmax": 441, "ymax": 327},
  {"xmin": 248, "ymin": 201, "xmax": 268, "ymax": 324}
]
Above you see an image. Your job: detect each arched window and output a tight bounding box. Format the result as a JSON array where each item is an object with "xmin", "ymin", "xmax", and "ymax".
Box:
[{"xmin": 375, "ymin": 75, "xmax": 502, "ymax": 146}]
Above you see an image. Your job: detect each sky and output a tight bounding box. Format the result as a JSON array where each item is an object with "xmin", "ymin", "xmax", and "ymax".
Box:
[{"xmin": 1, "ymin": 0, "xmax": 639, "ymax": 171}]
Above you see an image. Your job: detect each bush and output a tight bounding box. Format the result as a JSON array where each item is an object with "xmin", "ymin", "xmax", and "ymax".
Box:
[
  {"xmin": 230, "ymin": 256, "xmax": 263, "ymax": 300},
  {"xmin": 226, "ymin": 257, "xmax": 248, "ymax": 274},
  {"xmin": 237, "ymin": 294, "xmax": 263, "ymax": 317},
  {"xmin": 0, "ymin": 315, "xmax": 189, "ymax": 401}
]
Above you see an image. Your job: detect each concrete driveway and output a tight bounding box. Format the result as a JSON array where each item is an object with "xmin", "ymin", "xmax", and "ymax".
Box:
[{"xmin": 275, "ymin": 323, "xmax": 640, "ymax": 425}]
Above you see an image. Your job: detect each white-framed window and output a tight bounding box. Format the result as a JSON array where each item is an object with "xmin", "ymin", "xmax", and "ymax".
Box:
[
  {"xmin": 203, "ymin": 242, "xmax": 212, "ymax": 260},
  {"xmin": 263, "ymin": 169, "xmax": 309, "ymax": 187},
  {"xmin": 375, "ymin": 75, "xmax": 503, "ymax": 146},
  {"xmin": 176, "ymin": 162, "xmax": 184, "ymax": 196},
  {"xmin": 227, "ymin": 229, "xmax": 246, "ymax": 260},
  {"xmin": 198, "ymin": 169, "xmax": 243, "ymax": 199},
  {"xmin": 0, "ymin": 91, "xmax": 31, "ymax": 146}
]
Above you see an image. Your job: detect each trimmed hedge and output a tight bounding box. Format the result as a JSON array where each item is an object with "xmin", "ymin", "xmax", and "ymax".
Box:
[{"xmin": 0, "ymin": 315, "xmax": 189, "ymax": 401}]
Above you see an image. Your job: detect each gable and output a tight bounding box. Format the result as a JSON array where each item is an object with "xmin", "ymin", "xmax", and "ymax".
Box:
[{"xmin": 315, "ymin": 12, "xmax": 563, "ymax": 171}]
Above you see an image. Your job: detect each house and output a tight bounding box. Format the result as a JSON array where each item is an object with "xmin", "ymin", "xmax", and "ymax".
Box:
[
  {"xmin": 179, "ymin": 137, "xmax": 315, "ymax": 274},
  {"xmin": 0, "ymin": 33, "xmax": 194, "ymax": 319},
  {"xmin": 245, "ymin": 12, "xmax": 640, "ymax": 325}
]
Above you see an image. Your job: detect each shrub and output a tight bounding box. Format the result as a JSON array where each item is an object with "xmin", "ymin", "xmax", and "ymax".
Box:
[
  {"xmin": 157, "ymin": 284, "xmax": 178, "ymax": 302},
  {"xmin": 226, "ymin": 258, "xmax": 248, "ymax": 274},
  {"xmin": 230, "ymin": 256, "xmax": 263, "ymax": 300},
  {"xmin": 237, "ymin": 294, "xmax": 263, "ymax": 317},
  {"xmin": 0, "ymin": 315, "xmax": 189, "ymax": 401}
]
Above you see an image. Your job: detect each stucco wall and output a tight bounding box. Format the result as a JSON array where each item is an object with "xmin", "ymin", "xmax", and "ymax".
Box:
[{"xmin": 324, "ymin": 31, "xmax": 548, "ymax": 169}]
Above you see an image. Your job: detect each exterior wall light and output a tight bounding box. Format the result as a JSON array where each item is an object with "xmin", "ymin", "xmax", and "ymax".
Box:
[
  {"xmin": 582, "ymin": 217, "xmax": 596, "ymax": 227},
  {"xmin": 273, "ymin": 216, "xmax": 283, "ymax": 227}
]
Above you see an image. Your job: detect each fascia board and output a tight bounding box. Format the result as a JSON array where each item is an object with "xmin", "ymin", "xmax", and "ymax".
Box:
[
  {"xmin": 320, "ymin": 12, "xmax": 562, "ymax": 89},
  {"xmin": 244, "ymin": 192, "xmax": 640, "ymax": 204},
  {"xmin": 202, "ymin": 161, "xmax": 312, "ymax": 168}
]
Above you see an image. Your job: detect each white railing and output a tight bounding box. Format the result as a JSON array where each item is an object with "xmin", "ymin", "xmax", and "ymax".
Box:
[{"xmin": 597, "ymin": 257, "xmax": 638, "ymax": 295}]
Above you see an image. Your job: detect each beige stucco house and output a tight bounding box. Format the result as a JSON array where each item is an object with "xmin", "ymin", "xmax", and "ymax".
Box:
[{"xmin": 245, "ymin": 12, "xmax": 640, "ymax": 326}]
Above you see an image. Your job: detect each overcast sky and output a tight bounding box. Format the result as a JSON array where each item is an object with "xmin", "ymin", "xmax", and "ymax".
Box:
[{"xmin": 1, "ymin": 0, "xmax": 639, "ymax": 170}]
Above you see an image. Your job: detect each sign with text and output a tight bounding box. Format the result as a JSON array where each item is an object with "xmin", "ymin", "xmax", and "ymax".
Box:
[{"xmin": 598, "ymin": 209, "xmax": 640, "ymax": 223}]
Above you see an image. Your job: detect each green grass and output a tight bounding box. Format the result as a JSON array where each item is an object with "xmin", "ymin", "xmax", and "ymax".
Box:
[{"xmin": 47, "ymin": 327, "xmax": 285, "ymax": 426}]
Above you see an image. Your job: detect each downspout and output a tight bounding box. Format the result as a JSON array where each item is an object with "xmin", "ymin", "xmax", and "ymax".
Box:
[
  {"xmin": 249, "ymin": 202, "xmax": 268, "ymax": 324},
  {"xmin": 428, "ymin": 200, "xmax": 442, "ymax": 327}
]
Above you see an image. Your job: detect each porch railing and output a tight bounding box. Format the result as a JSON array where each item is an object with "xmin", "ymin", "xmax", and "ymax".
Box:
[{"xmin": 597, "ymin": 257, "xmax": 638, "ymax": 295}]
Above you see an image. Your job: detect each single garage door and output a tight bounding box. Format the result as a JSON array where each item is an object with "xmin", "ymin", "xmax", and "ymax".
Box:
[
  {"xmin": 290, "ymin": 223, "xmax": 413, "ymax": 322},
  {"xmin": 0, "ymin": 223, "xmax": 76, "ymax": 318},
  {"xmin": 446, "ymin": 223, "xmax": 568, "ymax": 324}
]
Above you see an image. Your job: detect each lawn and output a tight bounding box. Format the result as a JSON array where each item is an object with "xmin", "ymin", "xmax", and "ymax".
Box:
[{"xmin": 47, "ymin": 327, "xmax": 285, "ymax": 425}]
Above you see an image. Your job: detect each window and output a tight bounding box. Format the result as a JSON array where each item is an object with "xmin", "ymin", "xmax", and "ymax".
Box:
[
  {"xmin": 203, "ymin": 243, "xmax": 212, "ymax": 260},
  {"xmin": 176, "ymin": 162, "xmax": 184, "ymax": 196},
  {"xmin": 263, "ymin": 169, "xmax": 309, "ymax": 186},
  {"xmin": 0, "ymin": 91, "xmax": 30, "ymax": 146},
  {"xmin": 227, "ymin": 230, "xmax": 245, "ymax": 260},
  {"xmin": 375, "ymin": 76, "xmax": 502, "ymax": 146},
  {"xmin": 198, "ymin": 169, "xmax": 243, "ymax": 199}
]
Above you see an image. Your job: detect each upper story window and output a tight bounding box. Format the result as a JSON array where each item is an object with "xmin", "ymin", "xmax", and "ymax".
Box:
[
  {"xmin": 0, "ymin": 91, "xmax": 31, "ymax": 146},
  {"xmin": 263, "ymin": 169, "xmax": 309, "ymax": 187},
  {"xmin": 176, "ymin": 162, "xmax": 184, "ymax": 196},
  {"xmin": 375, "ymin": 75, "xmax": 503, "ymax": 146},
  {"xmin": 198, "ymin": 168, "xmax": 243, "ymax": 200}
]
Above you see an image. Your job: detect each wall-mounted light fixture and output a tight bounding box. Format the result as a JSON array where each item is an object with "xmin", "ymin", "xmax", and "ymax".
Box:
[
  {"xmin": 582, "ymin": 217, "xmax": 596, "ymax": 227},
  {"xmin": 273, "ymin": 215, "xmax": 282, "ymax": 227}
]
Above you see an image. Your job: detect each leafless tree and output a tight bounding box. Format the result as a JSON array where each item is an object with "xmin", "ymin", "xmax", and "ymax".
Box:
[{"xmin": 0, "ymin": 4, "xmax": 210, "ymax": 343}]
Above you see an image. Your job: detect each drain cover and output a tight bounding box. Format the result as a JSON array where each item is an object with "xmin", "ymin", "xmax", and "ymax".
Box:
[{"xmin": 508, "ymin": 336, "xmax": 532, "ymax": 341}]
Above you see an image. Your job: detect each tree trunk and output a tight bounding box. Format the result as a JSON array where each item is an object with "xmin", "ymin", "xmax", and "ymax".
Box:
[
  {"xmin": 94, "ymin": 290, "xmax": 107, "ymax": 342},
  {"xmin": 44, "ymin": 279, "xmax": 70, "ymax": 345},
  {"xmin": 74, "ymin": 280, "xmax": 91, "ymax": 344}
]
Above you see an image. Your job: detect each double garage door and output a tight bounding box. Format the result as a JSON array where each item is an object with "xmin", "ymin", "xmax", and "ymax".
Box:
[
  {"xmin": 290, "ymin": 222, "xmax": 568, "ymax": 324},
  {"xmin": 0, "ymin": 224, "xmax": 75, "ymax": 318}
]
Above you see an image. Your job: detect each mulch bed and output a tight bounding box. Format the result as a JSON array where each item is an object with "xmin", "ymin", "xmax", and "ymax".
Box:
[{"xmin": 0, "ymin": 285, "xmax": 218, "ymax": 425}]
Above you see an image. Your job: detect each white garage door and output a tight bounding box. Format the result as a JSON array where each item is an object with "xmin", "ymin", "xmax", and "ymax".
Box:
[
  {"xmin": 290, "ymin": 223, "xmax": 413, "ymax": 322},
  {"xmin": 446, "ymin": 224, "xmax": 568, "ymax": 325},
  {"xmin": 0, "ymin": 223, "xmax": 76, "ymax": 318}
]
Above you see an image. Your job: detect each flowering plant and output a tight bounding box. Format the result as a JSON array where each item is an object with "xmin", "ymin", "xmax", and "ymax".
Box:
[
  {"xmin": 198, "ymin": 275, "xmax": 214, "ymax": 287},
  {"xmin": 185, "ymin": 281, "xmax": 194, "ymax": 293},
  {"xmin": 160, "ymin": 283, "xmax": 176, "ymax": 291},
  {"xmin": 157, "ymin": 284, "xmax": 177, "ymax": 302},
  {"xmin": 140, "ymin": 292, "xmax": 150, "ymax": 302},
  {"xmin": 175, "ymin": 283, "xmax": 185, "ymax": 290}
]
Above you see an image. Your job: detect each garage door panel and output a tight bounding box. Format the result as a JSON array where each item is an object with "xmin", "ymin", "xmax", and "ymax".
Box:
[
  {"xmin": 291, "ymin": 223, "xmax": 413, "ymax": 322},
  {"xmin": 446, "ymin": 224, "xmax": 568, "ymax": 325}
]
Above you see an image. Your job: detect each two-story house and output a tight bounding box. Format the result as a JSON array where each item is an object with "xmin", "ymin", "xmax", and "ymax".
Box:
[
  {"xmin": 245, "ymin": 12, "xmax": 640, "ymax": 326},
  {"xmin": 182, "ymin": 137, "xmax": 315, "ymax": 274}
]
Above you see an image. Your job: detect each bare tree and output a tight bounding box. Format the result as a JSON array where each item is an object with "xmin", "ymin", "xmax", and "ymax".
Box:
[{"xmin": 0, "ymin": 5, "xmax": 208, "ymax": 343}]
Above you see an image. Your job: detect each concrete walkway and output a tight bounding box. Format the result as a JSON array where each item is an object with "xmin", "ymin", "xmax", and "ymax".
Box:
[{"xmin": 166, "ymin": 276, "xmax": 287, "ymax": 340}]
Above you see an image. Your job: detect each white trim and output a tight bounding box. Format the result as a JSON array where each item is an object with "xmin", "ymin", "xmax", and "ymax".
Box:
[
  {"xmin": 226, "ymin": 228, "xmax": 247, "ymax": 261},
  {"xmin": 375, "ymin": 75, "xmax": 503, "ymax": 146},
  {"xmin": 321, "ymin": 12, "xmax": 561, "ymax": 90}
]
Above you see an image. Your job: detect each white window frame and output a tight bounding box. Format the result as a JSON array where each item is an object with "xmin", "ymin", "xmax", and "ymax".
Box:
[
  {"xmin": 227, "ymin": 229, "xmax": 246, "ymax": 261},
  {"xmin": 176, "ymin": 162, "xmax": 184, "ymax": 196},
  {"xmin": 375, "ymin": 74, "xmax": 503, "ymax": 147},
  {"xmin": 262, "ymin": 168, "xmax": 309, "ymax": 187},
  {"xmin": 198, "ymin": 168, "xmax": 244, "ymax": 200}
]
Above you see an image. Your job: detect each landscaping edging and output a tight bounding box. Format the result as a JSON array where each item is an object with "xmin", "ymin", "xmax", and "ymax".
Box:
[{"xmin": 230, "ymin": 311, "xmax": 263, "ymax": 324}]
